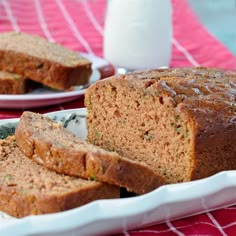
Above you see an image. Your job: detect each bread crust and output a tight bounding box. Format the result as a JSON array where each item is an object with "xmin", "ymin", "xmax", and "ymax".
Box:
[
  {"xmin": 0, "ymin": 32, "xmax": 92, "ymax": 90},
  {"xmin": 15, "ymin": 112, "xmax": 166, "ymax": 195},
  {"xmin": 0, "ymin": 136, "xmax": 119, "ymax": 218}
]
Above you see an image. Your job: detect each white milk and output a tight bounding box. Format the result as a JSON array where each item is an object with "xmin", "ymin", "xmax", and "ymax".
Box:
[{"xmin": 103, "ymin": 0, "xmax": 172, "ymax": 70}]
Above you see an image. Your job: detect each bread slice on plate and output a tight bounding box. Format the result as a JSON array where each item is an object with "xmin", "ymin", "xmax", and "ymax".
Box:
[
  {"xmin": 0, "ymin": 31, "xmax": 92, "ymax": 90},
  {"xmin": 15, "ymin": 111, "xmax": 166, "ymax": 195},
  {"xmin": 0, "ymin": 136, "xmax": 119, "ymax": 218}
]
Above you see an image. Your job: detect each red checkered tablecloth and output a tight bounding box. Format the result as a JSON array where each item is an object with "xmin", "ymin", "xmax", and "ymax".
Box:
[{"xmin": 0, "ymin": 0, "xmax": 236, "ymax": 235}]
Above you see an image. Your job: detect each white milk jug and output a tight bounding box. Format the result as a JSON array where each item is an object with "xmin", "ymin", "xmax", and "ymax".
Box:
[{"xmin": 103, "ymin": 0, "xmax": 172, "ymax": 71}]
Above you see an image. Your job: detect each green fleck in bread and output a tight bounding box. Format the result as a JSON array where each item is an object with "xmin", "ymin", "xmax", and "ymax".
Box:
[{"xmin": 85, "ymin": 67, "xmax": 236, "ymax": 183}]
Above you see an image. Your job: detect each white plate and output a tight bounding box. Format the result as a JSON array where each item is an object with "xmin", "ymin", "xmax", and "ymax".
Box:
[
  {"xmin": 0, "ymin": 53, "xmax": 107, "ymax": 109},
  {"xmin": 0, "ymin": 108, "xmax": 236, "ymax": 236}
]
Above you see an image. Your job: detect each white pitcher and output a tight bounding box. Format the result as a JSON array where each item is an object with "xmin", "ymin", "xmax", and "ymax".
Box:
[{"xmin": 103, "ymin": 0, "xmax": 172, "ymax": 71}]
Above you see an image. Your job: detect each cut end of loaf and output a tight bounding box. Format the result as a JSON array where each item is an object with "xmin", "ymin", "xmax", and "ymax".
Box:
[{"xmin": 85, "ymin": 74, "xmax": 195, "ymax": 183}]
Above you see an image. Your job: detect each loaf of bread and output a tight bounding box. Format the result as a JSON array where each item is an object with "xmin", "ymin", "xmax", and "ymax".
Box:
[
  {"xmin": 15, "ymin": 111, "xmax": 166, "ymax": 195},
  {"xmin": 0, "ymin": 71, "xmax": 26, "ymax": 94},
  {"xmin": 0, "ymin": 136, "xmax": 119, "ymax": 218},
  {"xmin": 85, "ymin": 67, "xmax": 236, "ymax": 184},
  {"xmin": 0, "ymin": 32, "xmax": 92, "ymax": 90}
]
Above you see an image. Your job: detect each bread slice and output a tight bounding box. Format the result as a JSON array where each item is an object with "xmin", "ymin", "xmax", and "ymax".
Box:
[
  {"xmin": 15, "ymin": 111, "xmax": 166, "ymax": 195},
  {"xmin": 0, "ymin": 32, "xmax": 92, "ymax": 90},
  {"xmin": 85, "ymin": 67, "xmax": 236, "ymax": 184},
  {"xmin": 0, "ymin": 136, "xmax": 119, "ymax": 218},
  {"xmin": 0, "ymin": 71, "xmax": 26, "ymax": 94}
]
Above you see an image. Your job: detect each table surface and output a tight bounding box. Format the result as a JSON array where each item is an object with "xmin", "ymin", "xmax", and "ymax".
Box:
[{"xmin": 0, "ymin": 0, "xmax": 236, "ymax": 235}]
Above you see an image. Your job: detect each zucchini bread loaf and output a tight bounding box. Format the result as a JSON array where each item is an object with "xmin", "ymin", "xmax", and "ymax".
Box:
[
  {"xmin": 85, "ymin": 67, "xmax": 236, "ymax": 183},
  {"xmin": 15, "ymin": 111, "xmax": 166, "ymax": 195},
  {"xmin": 0, "ymin": 136, "xmax": 119, "ymax": 218},
  {"xmin": 0, "ymin": 32, "xmax": 92, "ymax": 90}
]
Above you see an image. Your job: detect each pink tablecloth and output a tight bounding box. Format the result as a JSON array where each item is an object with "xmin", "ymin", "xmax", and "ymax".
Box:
[{"xmin": 0, "ymin": 0, "xmax": 236, "ymax": 235}]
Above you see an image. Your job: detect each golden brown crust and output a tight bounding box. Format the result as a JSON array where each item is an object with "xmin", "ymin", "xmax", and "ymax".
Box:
[
  {"xmin": 85, "ymin": 67, "xmax": 236, "ymax": 183},
  {"xmin": 0, "ymin": 32, "xmax": 92, "ymax": 90},
  {"xmin": 0, "ymin": 136, "xmax": 119, "ymax": 218},
  {"xmin": 15, "ymin": 111, "xmax": 166, "ymax": 195}
]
